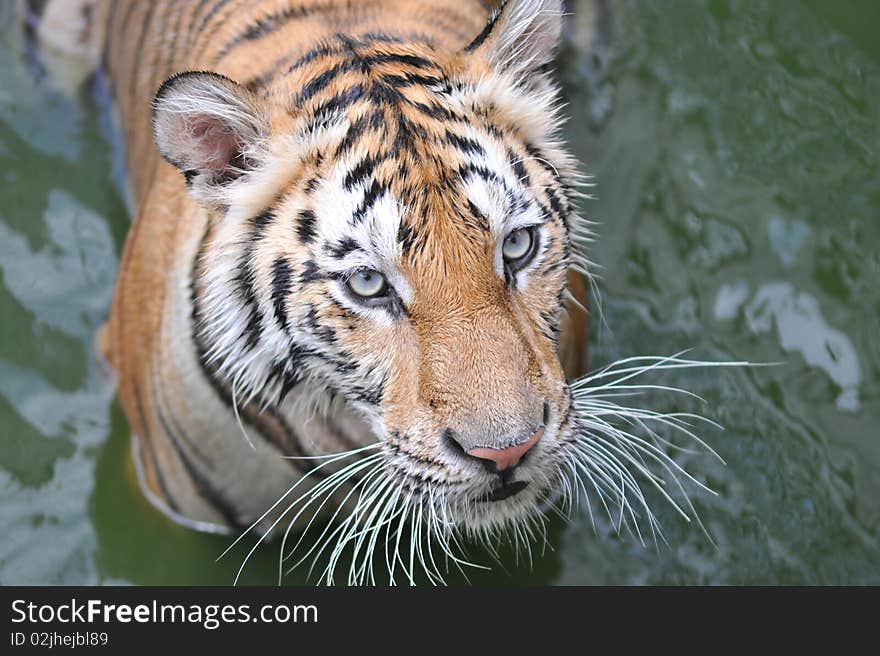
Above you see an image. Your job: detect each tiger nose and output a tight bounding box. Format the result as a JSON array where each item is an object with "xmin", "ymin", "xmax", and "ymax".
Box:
[{"xmin": 466, "ymin": 427, "xmax": 543, "ymax": 472}]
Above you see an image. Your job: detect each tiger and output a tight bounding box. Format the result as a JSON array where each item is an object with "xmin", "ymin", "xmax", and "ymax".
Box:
[{"xmin": 29, "ymin": 0, "xmax": 724, "ymax": 584}]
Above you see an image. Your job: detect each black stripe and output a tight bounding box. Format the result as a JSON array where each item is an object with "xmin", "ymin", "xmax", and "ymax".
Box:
[
  {"xmin": 404, "ymin": 97, "xmax": 461, "ymax": 122},
  {"xmin": 397, "ymin": 221, "xmax": 418, "ymax": 254},
  {"xmin": 382, "ymin": 72, "xmax": 444, "ymax": 90},
  {"xmin": 131, "ymin": 381, "xmax": 180, "ymax": 513},
  {"xmin": 466, "ymin": 199, "xmax": 490, "ymax": 231},
  {"xmin": 324, "ymin": 296, "xmax": 356, "ymax": 322},
  {"xmin": 270, "ymin": 257, "xmax": 293, "ymax": 329},
  {"xmin": 384, "ymin": 438, "xmax": 451, "ymax": 474},
  {"xmin": 214, "ymin": 1, "xmax": 338, "ymax": 63},
  {"xmin": 297, "ymin": 59, "xmax": 359, "ymax": 103},
  {"xmin": 522, "ymin": 143, "xmax": 569, "ymax": 225},
  {"xmin": 304, "ymin": 305, "xmax": 338, "ymax": 345},
  {"xmin": 465, "ymin": 2, "xmax": 506, "ymax": 52},
  {"xmin": 101, "ymin": 0, "xmax": 125, "ymax": 75},
  {"xmin": 362, "ymin": 52, "xmax": 438, "ymax": 69},
  {"xmin": 303, "ymin": 176, "xmax": 321, "ymax": 194},
  {"xmin": 367, "ymin": 81, "xmax": 405, "ymax": 106},
  {"xmin": 509, "ymin": 148, "xmax": 530, "ymax": 186},
  {"xmin": 446, "ymin": 130, "xmax": 486, "ymax": 157},
  {"xmin": 300, "ymin": 259, "xmax": 323, "ymax": 284},
  {"xmin": 545, "ymin": 187, "xmax": 568, "ymax": 224},
  {"xmin": 244, "ymin": 41, "xmax": 341, "ymax": 91},
  {"xmin": 283, "ymin": 41, "xmax": 342, "ymax": 72},
  {"xmin": 235, "ymin": 209, "xmax": 274, "ymax": 351},
  {"xmin": 250, "ymin": 206, "xmax": 274, "ymax": 236},
  {"xmin": 268, "ymin": 358, "xmax": 298, "ymax": 404},
  {"xmin": 327, "ymin": 236, "xmax": 360, "ymax": 259},
  {"xmin": 152, "ymin": 373, "xmax": 243, "ymax": 528},
  {"xmin": 190, "ymin": 227, "xmax": 320, "ymax": 466},
  {"xmin": 392, "ymin": 116, "xmax": 428, "ymax": 155},
  {"xmin": 192, "ymin": 0, "xmax": 235, "ymax": 61},
  {"xmin": 350, "ymin": 179, "xmax": 387, "ymax": 225},
  {"xmin": 151, "ymin": 5, "xmax": 177, "ymax": 109},
  {"xmin": 524, "ymin": 142, "xmax": 559, "ymax": 178},
  {"xmin": 333, "ymin": 45, "xmax": 434, "ymax": 88},
  {"xmin": 126, "ymin": 4, "xmax": 155, "ymax": 129},
  {"xmin": 244, "ymin": 33, "xmax": 417, "ymax": 92},
  {"xmin": 307, "ymin": 84, "xmax": 366, "ymax": 126},
  {"xmin": 342, "ymin": 155, "xmax": 377, "ymax": 190},
  {"xmin": 196, "ymin": 0, "xmax": 232, "ymax": 35},
  {"xmin": 458, "ymin": 162, "xmax": 503, "ymax": 185},
  {"xmin": 333, "ymin": 111, "xmax": 370, "ymax": 158},
  {"xmin": 351, "ymin": 383, "xmax": 384, "ymax": 406},
  {"xmin": 185, "ymin": 0, "xmax": 219, "ymax": 49},
  {"xmin": 296, "ymin": 208, "xmax": 317, "ymax": 243},
  {"xmin": 352, "ymin": 31, "xmax": 405, "ymax": 45},
  {"xmin": 304, "ymin": 45, "xmax": 439, "ymax": 103}
]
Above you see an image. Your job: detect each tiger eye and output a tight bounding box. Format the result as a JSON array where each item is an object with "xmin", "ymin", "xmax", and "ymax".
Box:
[
  {"xmin": 347, "ymin": 269, "xmax": 388, "ymax": 298},
  {"xmin": 502, "ymin": 227, "xmax": 537, "ymax": 265}
]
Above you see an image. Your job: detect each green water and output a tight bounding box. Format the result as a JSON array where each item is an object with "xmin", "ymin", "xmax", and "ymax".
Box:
[{"xmin": 1, "ymin": 0, "xmax": 878, "ymax": 585}]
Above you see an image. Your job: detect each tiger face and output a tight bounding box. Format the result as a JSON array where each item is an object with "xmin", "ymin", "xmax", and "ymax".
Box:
[{"xmin": 153, "ymin": 0, "xmax": 587, "ymax": 535}]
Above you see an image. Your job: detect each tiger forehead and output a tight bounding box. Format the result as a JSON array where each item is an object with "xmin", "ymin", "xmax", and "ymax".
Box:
[
  {"xmin": 317, "ymin": 124, "xmax": 540, "ymax": 253},
  {"xmin": 272, "ymin": 35, "xmax": 563, "ymax": 279},
  {"xmin": 274, "ymin": 34, "xmax": 519, "ymax": 173},
  {"xmin": 304, "ymin": 104, "xmax": 553, "ymax": 279},
  {"xmin": 272, "ymin": 35, "xmax": 457, "ymax": 130},
  {"xmin": 313, "ymin": 154, "xmax": 495, "ymax": 265}
]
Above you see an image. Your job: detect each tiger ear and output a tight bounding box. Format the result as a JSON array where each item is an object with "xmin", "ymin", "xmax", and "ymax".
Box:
[
  {"xmin": 464, "ymin": 0, "xmax": 564, "ymax": 77},
  {"xmin": 152, "ymin": 72, "xmax": 269, "ymax": 201}
]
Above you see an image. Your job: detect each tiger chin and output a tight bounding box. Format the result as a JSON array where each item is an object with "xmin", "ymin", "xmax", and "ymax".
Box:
[{"xmin": 32, "ymin": 0, "xmax": 731, "ymax": 584}]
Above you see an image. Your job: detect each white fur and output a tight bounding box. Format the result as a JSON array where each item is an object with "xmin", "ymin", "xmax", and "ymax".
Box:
[{"xmin": 477, "ymin": 0, "xmax": 565, "ymax": 77}]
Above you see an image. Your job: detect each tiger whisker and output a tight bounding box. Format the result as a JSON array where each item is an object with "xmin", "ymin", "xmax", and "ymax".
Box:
[
  {"xmin": 565, "ymin": 353, "xmax": 763, "ymax": 546},
  {"xmin": 580, "ymin": 404, "xmax": 723, "ymax": 494},
  {"xmin": 217, "ymin": 443, "xmax": 379, "ymax": 573},
  {"xmin": 278, "ymin": 455, "xmax": 386, "ymax": 582},
  {"xmin": 268, "ymin": 456, "xmax": 383, "ymax": 584},
  {"xmin": 344, "ymin": 475, "xmax": 403, "ymax": 585},
  {"xmin": 287, "ymin": 460, "xmax": 388, "ymax": 580}
]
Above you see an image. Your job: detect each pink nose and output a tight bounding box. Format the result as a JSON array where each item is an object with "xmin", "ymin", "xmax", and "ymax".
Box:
[{"xmin": 466, "ymin": 428, "xmax": 543, "ymax": 471}]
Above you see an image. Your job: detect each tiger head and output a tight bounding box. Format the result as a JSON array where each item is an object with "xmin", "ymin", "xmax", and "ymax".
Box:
[{"xmin": 152, "ymin": 0, "xmax": 591, "ymax": 535}]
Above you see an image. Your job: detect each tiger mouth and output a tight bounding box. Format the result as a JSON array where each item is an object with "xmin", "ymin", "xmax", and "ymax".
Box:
[{"xmin": 483, "ymin": 479, "xmax": 529, "ymax": 502}]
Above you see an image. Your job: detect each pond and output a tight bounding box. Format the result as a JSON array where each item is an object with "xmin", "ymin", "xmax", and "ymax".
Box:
[{"xmin": 1, "ymin": 0, "xmax": 878, "ymax": 585}]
